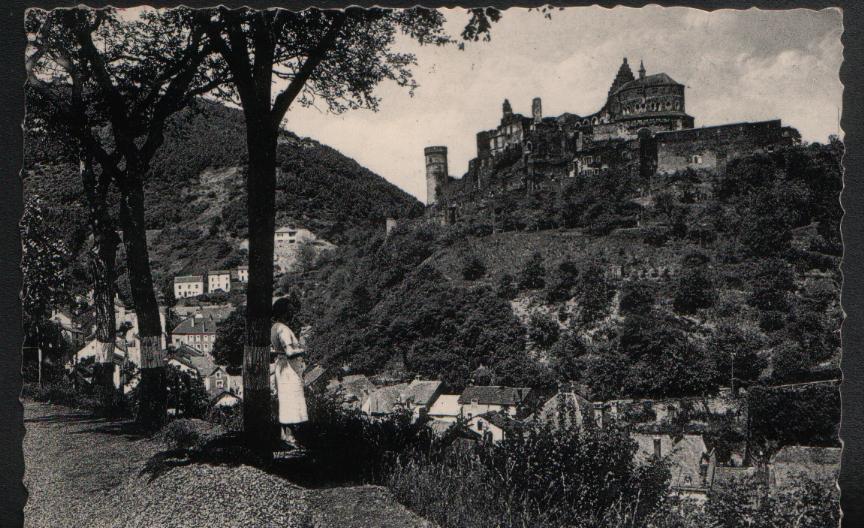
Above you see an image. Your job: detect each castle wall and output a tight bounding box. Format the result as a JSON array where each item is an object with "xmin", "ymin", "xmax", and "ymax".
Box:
[{"xmin": 655, "ymin": 120, "xmax": 796, "ymax": 175}]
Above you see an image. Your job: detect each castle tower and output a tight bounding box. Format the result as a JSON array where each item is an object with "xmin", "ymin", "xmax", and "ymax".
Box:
[
  {"xmin": 532, "ymin": 97, "xmax": 543, "ymax": 124},
  {"xmin": 639, "ymin": 60, "xmax": 646, "ymax": 80},
  {"xmin": 424, "ymin": 146, "xmax": 448, "ymax": 206},
  {"xmin": 502, "ymin": 99, "xmax": 513, "ymax": 117},
  {"xmin": 608, "ymin": 57, "xmax": 636, "ymax": 97}
]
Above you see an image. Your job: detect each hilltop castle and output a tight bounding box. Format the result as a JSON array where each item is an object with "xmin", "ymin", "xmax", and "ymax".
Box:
[{"xmin": 425, "ymin": 58, "xmax": 800, "ymax": 218}]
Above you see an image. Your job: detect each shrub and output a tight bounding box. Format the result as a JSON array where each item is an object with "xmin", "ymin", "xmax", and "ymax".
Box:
[
  {"xmin": 293, "ymin": 390, "xmax": 433, "ymax": 484},
  {"xmin": 461, "ymin": 254, "xmax": 487, "ymax": 281},
  {"xmin": 518, "ymin": 251, "xmax": 546, "ymax": 290},
  {"xmin": 528, "ymin": 313, "xmax": 560, "ymax": 348},
  {"xmin": 158, "ymin": 418, "xmax": 228, "ymax": 450},
  {"xmin": 496, "ymin": 273, "xmax": 517, "ymax": 299},
  {"xmin": 388, "ymin": 417, "xmax": 670, "ymax": 528}
]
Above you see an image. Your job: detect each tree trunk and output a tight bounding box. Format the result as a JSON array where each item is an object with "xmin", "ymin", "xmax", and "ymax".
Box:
[
  {"xmin": 242, "ymin": 118, "xmax": 279, "ymax": 450},
  {"xmin": 118, "ymin": 169, "xmax": 166, "ymax": 430},
  {"xmin": 83, "ymin": 157, "xmax": 119, "ymax": 398}
]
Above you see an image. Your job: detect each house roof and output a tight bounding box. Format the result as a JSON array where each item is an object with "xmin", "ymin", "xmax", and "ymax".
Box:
[
  {"xmin": 276, "ymin": 226, "xmax": 298, "ymax": 233},
  {"xmin": 208, "ymin": 270, "xmax": 231, "ymax": 276},
  {"xmin": 236, "ymin": 265, "xmax": 248, "ymax": 270},
  {"xmin": 458, "ymin": 386, "xmax": 531, "ymax": 406},
  {"xmin": 362, "ymin": 383, "xmax": 409, "ymax": 415},
  {"xmin": 470, "ymin": 412, "xmax": 520, "ymax": 432},
  {"xmin": 212, "ymin": 391, "xmax": 242, "ymax": 404},
  {"xmin": 769, "ymin": 446, "xmax": 840, "ymax": 489},
  {"xmin": 401, "ymin": 379, "xmax": 443, "ymax": 407},
  {"xmin": 429, "ymin": 394, "xmax": 462, "ymax": 417},
  {"xmin": 172, "ymin": 316, "xmax": 218, "ymax": 335},
  {"xmin": 175, "ymin": 275, "xmax": 204, "ymax": 283},
  {"xmin": 304, "ymin": 365, "xmax": 326, "ymax": 387},
  {"xmin": 538, "ymin": 392, "xmax": 592, "ymax": 427},
  {"xmin": 327, "ymin": 374, "xmax": 376, "ymax": 403}
]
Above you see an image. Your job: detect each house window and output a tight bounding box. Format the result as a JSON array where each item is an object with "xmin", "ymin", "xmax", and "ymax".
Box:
[
  {"xmin": 653, "ymin": 437, "xmax": 662, "ymax": 458},
  {"xmin": 216, "ymin": 380, "xmax": 224, "ymax": 388},
  {"xmin": 215, "ymin": 371, "xmax": 221, "ymax": 379}
]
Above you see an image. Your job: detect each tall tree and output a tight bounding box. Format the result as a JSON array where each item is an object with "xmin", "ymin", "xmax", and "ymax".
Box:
[
  {"xmin": 203, "ymin": 6, "xmax": 500, "ymax": 447},
  {"xmin": 26, "ymin": 8, "xmax": 223, "ymax": 428},
  {"xmin": 25, "ymin": 13, "xmax": 118, "ymax": 393},
  {"xmin": 20, "ymin": 196, "xmax": 69, "ymax": 386}
]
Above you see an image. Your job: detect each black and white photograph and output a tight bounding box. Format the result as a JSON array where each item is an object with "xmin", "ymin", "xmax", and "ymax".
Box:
[{"xmin": 17, "ymin": 4, "xmax": 845, "ymax": 527}]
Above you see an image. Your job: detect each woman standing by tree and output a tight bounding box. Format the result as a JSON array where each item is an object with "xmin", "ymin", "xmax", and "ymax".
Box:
[{"xmin": 271, "ymin": 297, "xmax": 308, "ymax": 446}]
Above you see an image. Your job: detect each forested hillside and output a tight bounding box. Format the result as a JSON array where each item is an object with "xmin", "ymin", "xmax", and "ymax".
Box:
[
  {"xmin": 23, "ymin": 100, "xmax": 422, "ymax": 300},
  {"xmin": 300, "ymin": 140, "xmax": 843, "ymax": 400}
]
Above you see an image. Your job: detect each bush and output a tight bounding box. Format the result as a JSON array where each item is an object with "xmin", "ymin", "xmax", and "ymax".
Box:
[
  {"xmin": 388, "ymin": 417, "xmax": 670, "ymax": 528},
  {"xmin": 528, "ymin": 313, "xmax": 560, "ymax": 348},
  {"xmin": 293, "ymin": 390, "xmax": 433, "ymax": 484},
  {"xmin": 461, "ymin": 254, "xmax": 487, "ymax": 281},
  {"xmin": 496, "ymin": 273, "xmax": 517, "ymax": 300},
  {"xmin": 518, "ymin": 252, "xmax": 546, "ymax": 290},
  {"xmin": 157, "ymin": 418, "xmax": 228, "ymax": 450}
]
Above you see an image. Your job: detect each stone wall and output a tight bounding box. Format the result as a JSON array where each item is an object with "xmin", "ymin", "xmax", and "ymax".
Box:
[{"xmin": 654, "ymin": 120, "xmax": 797, "ymax": 175}]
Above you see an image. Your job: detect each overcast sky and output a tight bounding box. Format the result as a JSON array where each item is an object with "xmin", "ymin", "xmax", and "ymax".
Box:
[{"xmin": 274, "ymin": 6, "xmax": 843, "ymax": 202}]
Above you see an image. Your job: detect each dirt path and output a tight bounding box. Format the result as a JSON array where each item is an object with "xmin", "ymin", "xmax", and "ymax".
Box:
[{"xmin": 23, "ymin": 400, "xmax": 432, "ymax": 528}]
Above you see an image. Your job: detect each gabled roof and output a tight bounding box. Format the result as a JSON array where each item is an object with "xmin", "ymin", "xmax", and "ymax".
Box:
[
  {"xmin": 174, "ymin": 275, "xmax": 204, "ymax": 283},
  {"xmin": 303, "ymin": 365, "xmax": 326, "ymax": 387},
  {"xmin": 172, "ymin": 316, "xmax": 218, "ymax": 334},
  {"xmin": 459, "ymin": 386, "xmax": 531, "ymax": 406},
  {"xmin": 401, "ymin": 379, "xmax": 443, "ymax": 407},
  {"xmin": 362, "ymin": 383, "xmax": 409, "ymax": 415}
]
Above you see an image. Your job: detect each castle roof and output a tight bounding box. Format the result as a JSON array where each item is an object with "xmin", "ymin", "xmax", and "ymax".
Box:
[{"xmin": 617, "ymin": 72, "xmax": 681, "ymax": 92}]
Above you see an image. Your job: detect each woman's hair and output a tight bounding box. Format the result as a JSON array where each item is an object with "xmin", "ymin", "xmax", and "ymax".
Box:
[{"xmin": 272, "ymin": 297, "xmax": 295, "ymax": 324}]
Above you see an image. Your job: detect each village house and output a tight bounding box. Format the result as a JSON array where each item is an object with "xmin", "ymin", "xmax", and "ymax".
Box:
[
  {"xmin": 327, "ymin": 374, "xmax": 376, "ymax": 409},
  {"xmin": 537, "ymin": 391, "xmax": 595, "ymax": 429},
  {"xmin": 633, "ymin": 433, "xmax": 717, "ymax": 501},
  {"xmin": 274, "ymin": 225, "xmax": 315, "ymax": 246},
  {"xmin": 467, "ymin": 412, "xmax": 521, "ymax": 443},
  {"xmin": 235, "ymin": 265, "xmax": 249, "ymax": 283},
  {"xmin": 458, "ymin": 385, "xmax": 532, "ymax": 419},
  {"xmin": 173, "ymin": 304, "xmax": 234, "ymax": 322},
  {"xmin": 174, "ymin": 275, "xmax": 205, "ymax": 298},
  {"xmin": 428, "ymin": 394, "xmax": 463, "ymax": 423},
  {"xmin": 166, "ymin": 344, "xmax": 216, "ymax": 380},
  {"xmin": 171, "ymin": 315, "xmax": 218, "ymax": 353},
  {"xmin": 207, "ymin": 270, "xmax": 232, "ymax": 293},
  {"xmin": 361, "ymin": 379, "xmax": 444, "ymax": 419},
  {"xmin": 362, "ymin": 383, "xmax": 409, "ymax": 416},
  {"xmin": 205, "ymin": 365, "xmax": 232, "ymax": 395}
]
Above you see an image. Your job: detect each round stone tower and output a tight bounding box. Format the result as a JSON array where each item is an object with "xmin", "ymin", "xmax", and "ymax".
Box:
[{"xmin": 424, "ymin": 146, "xmax": 448, "ymax": 206}]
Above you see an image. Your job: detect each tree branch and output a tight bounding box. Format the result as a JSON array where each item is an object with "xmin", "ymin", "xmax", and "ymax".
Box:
[{"xmin": 270, "ymin": 11, "xmax": 348, "ymax": 128}]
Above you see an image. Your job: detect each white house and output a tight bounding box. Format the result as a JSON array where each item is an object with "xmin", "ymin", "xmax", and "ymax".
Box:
[
  {"xmin": 458, "ymin": 386, "xmax": 532, "ymax": 419},
  {"xmin": 207, "ymin": 270, "xmax": 232, "ymax": 293},
  {"xmin": 174, "ymin": 275, "xmax": 205, "ymax": 298},
  {"xmin": 428, "ymin": 394, "xmax": 463, "ymax": 423},
  {"xmin": 171, "ymin": 315, "xmax": 218, "ymax": 353},
  {"xmin": 275, "ymin": 225, "xmax": 314, "ymax": 246},
  {"xmin": 235, "ymin": 265, "xmax": 249, "ymax": 283},
  {"xmin": 467, "ymin": 412, "xmax": 519, "ymax": 444}
]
